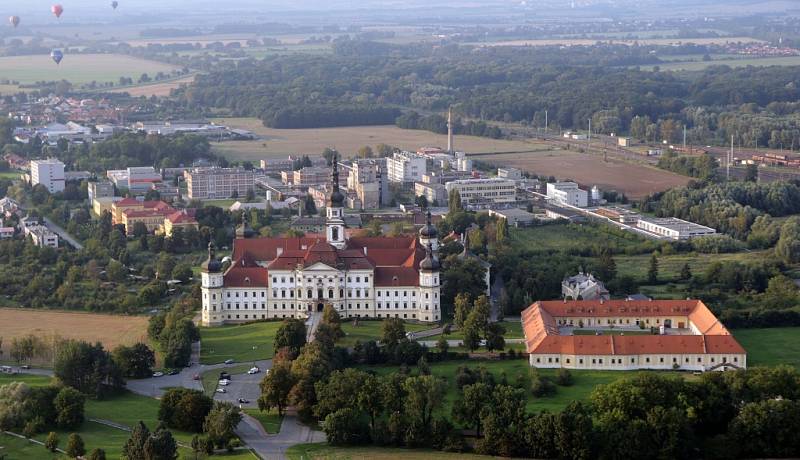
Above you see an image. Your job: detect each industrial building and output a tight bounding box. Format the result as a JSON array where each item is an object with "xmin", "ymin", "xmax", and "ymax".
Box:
[
  {"xmin": 636, "ymin": 217, "xmax": 717, "ymax": 240},
  {"xmin": 445, "ymin": 178, "xmax": 516, "ymax": 210},
  {"xmin": 546, "ymin": 182, "xmax": 589, "ymax": 208}
]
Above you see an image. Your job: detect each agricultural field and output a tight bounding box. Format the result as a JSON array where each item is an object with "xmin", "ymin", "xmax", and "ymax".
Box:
[
  {"xmin": 733, "ymin": 328, "xmax": 800, "ymax": 368},
  {"xmin": 210, "ymin": 118, "xmax": 541, "ymax": 160},
  {"xmin": 107, "ymin": 74, "xmax": 196, "ymax": 97},
  {"xmin": 0, "ymin": 308, "xmax": 149, "ymax": 363},
  {"xmin": 480, "ymin": 36, "xmax": 763, "ymax": 47},
  {"xmin": 615, "ymin": 251, "xmax": 768, "ymax": 282},
  {"xmin": 0, "ymin": 54, "xmax": 180, "ymax": 86},
  {"xmin": 508, "ymin": 223, "xmax": 649, "ymax": 253},
  {"xmin": 648, "ymin": 55, "xmax": 800, "ymax": 72},
  {"xmin": 474, "ymin": 149, "xmax": 689, "ymax": 199},
  {"xmin": 199, "ymin": 321, "xmax": 282, "ymax": 364}
]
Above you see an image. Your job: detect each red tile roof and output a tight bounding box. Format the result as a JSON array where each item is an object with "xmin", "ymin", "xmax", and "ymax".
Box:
[
  {"xmin": 223, "ymin": 266, "xmax": 268, "ymax": 287},
  {"xmin": 522, "ymin": 300, "xmax": 746, "ymax": 356},
  {"xmin": 374, "ymin": 267, "xmax": 420, "ymax": 287}
]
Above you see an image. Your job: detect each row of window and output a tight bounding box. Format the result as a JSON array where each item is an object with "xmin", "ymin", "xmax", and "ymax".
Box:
[
  {"xmin": 210, "ymin": 312, "xmax": 440, "ymax": 322},
  {"xmin": 270, "ymin": 275, "xmax": 371, "ymax": 284},
  {"xmin": 534, "ymin": 355, "xmax": 740, "ymax": 365}
]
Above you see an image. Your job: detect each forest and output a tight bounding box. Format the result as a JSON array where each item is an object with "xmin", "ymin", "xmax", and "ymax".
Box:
[{"xmin": 175, "ymin": 40, "xmax": 800, "ymax": 151}]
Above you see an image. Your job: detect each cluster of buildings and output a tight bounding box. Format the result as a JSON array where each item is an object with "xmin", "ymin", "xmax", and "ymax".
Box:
[
  {"xmin": 110, "ymin": 197, "xmax": 197, "ymax": 237},
  {"xmin": 522, "ymin": 299, "xmax": 746, "ymax": 371},
  {"xmin": 200, "ymin": 161, "xmax": 458, "ymax": 326},
  {"xmin": 7, "ymin": 96, "xmax": 125, "ymax": 127}
]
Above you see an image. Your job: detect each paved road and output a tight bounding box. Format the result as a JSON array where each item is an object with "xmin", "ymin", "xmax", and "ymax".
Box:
[
  {"xmin": 305, "ymin": 312, "xmax": 321, "ymax": 342},
  {"xmin": 237, "ymin": 412, "xmax": 325, "ymax": 460},
  {"xmin": 43, "ymin": 217, "xmax": 83, "ymax": 250}
]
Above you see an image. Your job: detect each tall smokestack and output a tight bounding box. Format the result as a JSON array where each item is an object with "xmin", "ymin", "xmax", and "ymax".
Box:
[{"xmin": 447, "ymin": 107, "xmax": 454, "ymax": 154}]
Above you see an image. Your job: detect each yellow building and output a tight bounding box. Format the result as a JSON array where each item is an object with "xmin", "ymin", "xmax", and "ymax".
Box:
[{"xmin": 161, "ymin": 211, "xmax": 199, "ymax": 237}]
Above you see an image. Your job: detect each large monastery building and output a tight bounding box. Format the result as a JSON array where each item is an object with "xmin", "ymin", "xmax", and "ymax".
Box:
[
  {"xmin": 522, "ymin": 299, "xmax": 746, "ymax": 371},
  {"xmin": 200, "ymin": 158, "xmax": 442, "ymax": 327}
]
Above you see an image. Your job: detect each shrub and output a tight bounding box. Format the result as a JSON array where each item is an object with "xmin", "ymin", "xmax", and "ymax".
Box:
[{"xmin": 555, "ymin": 368, "xmax": 574, "ymax": 386}]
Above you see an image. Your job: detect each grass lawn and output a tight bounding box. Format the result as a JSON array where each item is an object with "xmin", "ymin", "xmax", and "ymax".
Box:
[
  {"xmin": 200, "ymin": 321, "xmax": 282, "ymax": 364},
  {"xmin": 244, "ymin": 408, "xmax": 283, "ymax": 434},
  {"xmin": 733, "ymin": 327, "xmax": 800, "ymax": 368},
  {"xmin": 287, "ymin": 443, "xmax": 502, "ymax": 460},
  {"xmin": 0, "ymin": 171, "xmax": 21, "ymax": 180},
  {"xmin": 428, "ymin": 321, "xmax": 524, "ymax": 340},
  {"xmin": 615, "ymin": 251, "xmax": 766, "ymax": 283},
  {"xmin": 0, "ymin": 373, "xmax": 55, "ymax": 387},
  {"xmin": 509, "ymin": 223, "xmax": 646, "ymax": 253},
  {"xmin": 201, "ymin": 364, "xmax": 252, "ymax": 397},
  {"xmin": 0, "ymin": 433, "xmax": 59, "ymax": 459},
  {"xmin": 338, "ymin": 320, "xmax": 432, "ymax": 347},
  {"xmin": 203, "ymin": 199, "xmax": 238, "ymax": 208}
]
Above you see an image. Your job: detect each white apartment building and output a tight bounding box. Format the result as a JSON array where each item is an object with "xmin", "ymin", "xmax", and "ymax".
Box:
[
  {"xmin": 30, "ymin": 159, "xmax": 65, "ymax": 193},
  {"xmin": 387, "ymin": 151, "xmax": 427, "ymax": 183},
  {"xmin": 185, "ymin": 167, "xmax": 256, "ymax": 200},
  {"xmin": 445, "ymin": 178, "xmax": 516, "ymax": 209},
  {"xmin": 106, "ymin": 167, "xmax": 162, "ymax": 194},
  {"xmin": 25, "ymin": 225, "xmax": 58, "ymax": 248},
  {"xmin": 636, "ymin": 217, "xmax": 717, "ymax": 240},
  {"xmin": 546, "ymin": 182, "xmax": 589, "ymax": 208}
]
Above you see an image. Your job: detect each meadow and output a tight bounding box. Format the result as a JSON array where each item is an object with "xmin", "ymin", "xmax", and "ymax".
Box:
[
  {"xmin": 210, "ymin": 118, "xmax": 541, "ymax": 160},
  {"xmin": 339, "ymin": 320, "xmax": 432, "ymax": 347},
  {"xmin": 733, "ymin": 327, "xmax": 800, "ymax": 368},
  {"xmin": 0, "ymin": 54, "xmax": 180, "ymax": 86},
  {"xmin": 199, "ymin": 321, "xmax": 282, "ymax": 364},
  {"xmin": 0, "ymin": 308, "xmax": 149, "ymax": 364}
]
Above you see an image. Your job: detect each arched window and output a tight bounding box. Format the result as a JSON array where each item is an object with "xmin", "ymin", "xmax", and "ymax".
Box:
[
  {"xmin": 332, "ymin": 227, "xmax": 339, "ymax": 241},
  {"xmin": 307, "ymin": 289, "xmax": 312, "ymax": 298}
]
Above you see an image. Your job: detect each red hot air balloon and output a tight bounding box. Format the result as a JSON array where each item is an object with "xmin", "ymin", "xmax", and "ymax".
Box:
[
  {"xmin": 51, "ymin": 5, "xmax": 63, "ymax": 19},
  {"xmin": 51, "ymin": 49, "xmax": 63, "ymax": 65},
  {"xmin": 111, "ymin": 1, "xmax": 119, "ymax": 9},
  {"xmin": 9, "ymin": 16, "xmax": 20, "ymax": 28}
]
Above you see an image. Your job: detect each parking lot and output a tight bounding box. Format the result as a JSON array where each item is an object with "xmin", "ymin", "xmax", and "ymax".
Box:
[{"xmin": 213, "ymin": 366, "xmax": 267, "ymax": 409}]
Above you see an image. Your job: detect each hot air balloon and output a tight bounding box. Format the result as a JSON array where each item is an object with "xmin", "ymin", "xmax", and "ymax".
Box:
[
  {"xmin": 50, "ymin": 49, "xmax": 63, "ymax": 65},
  {"xmin": 51, "ymin": 4, "xmax": 63, "ymax": 19},
  {"xmin": 9, "ymin": 16, "xmax": 20, "ymax": 28},
  {"xmin": 111, "ymin": 1, "xmax": 119, "ymax": 9}
]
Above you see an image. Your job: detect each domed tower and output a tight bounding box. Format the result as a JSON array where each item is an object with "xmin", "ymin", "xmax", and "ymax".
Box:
[
  {"xmin": 201, "ymin": 242, "xmax": 224, "ymax": 326},
  {"xmin": 418, "ymin": 210, "xmax": 439, "ymax": 251},
  {"xmin": 236, "ymin": 211, "xmax": 256, "ymax": 239},
  {"xmin": 419, "ymin": 243, "xmax": 441, "ymax": 322},
  {"xmin": 326, "ymin": 153, "xmax": 346, "ymax": 249}
]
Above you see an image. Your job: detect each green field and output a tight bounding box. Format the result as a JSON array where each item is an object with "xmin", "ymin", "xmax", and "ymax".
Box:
[
  {"xmin": 339, "ymin": 320, "xmax": 432, "ymax": 347},
  {"xmin": 650, "ymin": 55, "xmax": 800, "ymax": 72},
  {"xmin": 427, "ymin": 321, "xmax": 524, "ymax": 341},
  {"xmin": 200, "ymin": 321, "xmax": 282, "ymax": 364},
  {"xmin": 0, "ymin": 54, "xmax": 180, "ymax": 85},
  {"xmin": 287, "ymin": 443, "xmax": 500, "ymax": 460},
  {"xmin": 509, "ymin": 224, "xmax": 647, "ymax": 253},
  {"xmin": 0, "ymin": 433, "xmax": 60, "ymax": 460},
  {"xmin": 244, "ymin": 408, "xmax": 283, "ymax": 434},
  {"xmin": 615, "ymin": 251, "xmax": 767, "ymax": 282},
  {"xmin": 0, "ymin": 373, "xmax": 55, "ymax": 387},
  {"xmin": 734, "ymin": 328, "xmax": 800, "ymax": 368}
]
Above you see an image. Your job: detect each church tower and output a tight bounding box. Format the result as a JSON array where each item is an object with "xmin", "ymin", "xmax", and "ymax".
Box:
[
  {"xmin": 326, "ymin": 153, "xmax": 346, "ymax": 249},
  {"xmin": 201, "ymin": 242, "xmax": 224, "ymax": 326},
  {"xmin": 419, "ymin": 210, "xmax": 439, "ymax": 251},
  {"xmin": 419, "ymin": 243, "xmax": 441, "ymax": 322}
]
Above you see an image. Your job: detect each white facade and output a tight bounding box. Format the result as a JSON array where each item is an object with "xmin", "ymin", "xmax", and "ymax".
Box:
[
  {"xmin": 445, "ymin": 178, "xmax": 516, "ymax": 209},
  {"xmin": 30, "ymin": 159, "xmax": 65, "ymax": 193},
  {"xmin": 637, "ymin": 217, "xmax": 717, "ymax": 240},
  {"xmin": 546, "ymin": 182, "xmax": 589, "ymax": 208},
  {"xmin": 185, "ymin": 167, "xmax": 256, "ymax": 200},
  {"xmin": 387, "ymin": 151, "xmax": 427, "ymax": 183},
  {"xmin": 25, "ymin": 225, "xmax": 58, "ymax": 248}
]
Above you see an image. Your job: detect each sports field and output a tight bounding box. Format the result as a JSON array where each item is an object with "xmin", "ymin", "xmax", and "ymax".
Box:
[
  {"xmin": 475, "ymin": 149, "xmax": 690, "ymax": 199},
  {"xmin": 211, "ymin": 118, "xmax": 541, "ymax": 160},
  {"xmin": 0, "ymin": 54, "xmax": 180, "ymax": 85},
  {"xmin": 0, "ymin": 308, "xmax": 148, "ymax": 360}
]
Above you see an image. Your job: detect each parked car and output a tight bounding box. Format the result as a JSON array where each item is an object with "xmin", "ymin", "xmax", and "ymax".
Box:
[
  {"xmin": 248, "ymin": 367, "xmax": 260, "ymax": 374},
  {"xmin": 168, "ymin": 369, "xmax": 179, "ymax": 376},
  {"xmin": 216, "ymin": 388, "xmax": 226, "ymax": 393},
  {"xmin": 192, "ymin": 374, "xmax": 200, "ymax": 380},
  {"xmin": 237, "ymin": 398, "xmax": 249, "ymax": 404},
  {"xmin": 152, "ymin": 372, "xmax": 164, "ymax": 377},
  {"xmin": 218, "ymin": 379, "xmax": 230, "ymax": 386},
  {"xmin": 224, "ymin": 359, "xmax": 235, "ymax": 364},
  {"xmin": 20, "ymin": 365, "xmax": 30, "ymax": 370},
  {"xmin": 219, "ymin": 372, "xmax": 231, "ymax": 380}
]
